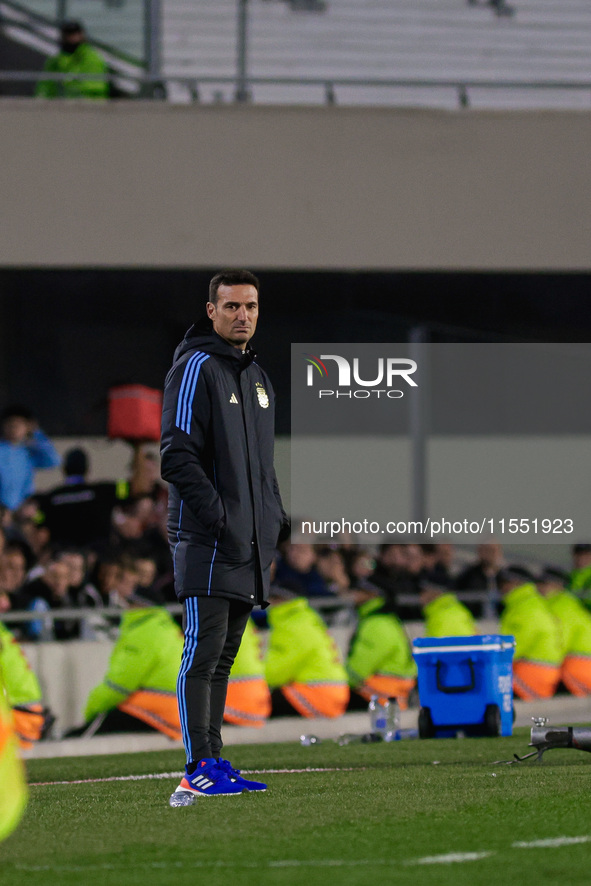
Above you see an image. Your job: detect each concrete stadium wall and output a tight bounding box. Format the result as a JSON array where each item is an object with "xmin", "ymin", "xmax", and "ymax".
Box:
[{"xmin": 2, "ymin": 101, "xmax": 591, "ymax": 270}]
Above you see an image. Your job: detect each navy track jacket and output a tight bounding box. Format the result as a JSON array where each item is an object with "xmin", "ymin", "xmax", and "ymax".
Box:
[{"xmin": 160, "ymin": 318, "xmax": 287, "ymax": 606}]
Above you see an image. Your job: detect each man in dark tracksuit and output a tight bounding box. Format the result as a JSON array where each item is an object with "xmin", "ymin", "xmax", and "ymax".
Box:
[{"xmin": 161, "ymin": 269, "xmax": 288, "ymax": 804}]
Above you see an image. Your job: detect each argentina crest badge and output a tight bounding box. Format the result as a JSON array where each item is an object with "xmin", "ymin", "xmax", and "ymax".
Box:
[{"xmin": 256, "ymin": 382, "xmax": 269, "ymax": 408}]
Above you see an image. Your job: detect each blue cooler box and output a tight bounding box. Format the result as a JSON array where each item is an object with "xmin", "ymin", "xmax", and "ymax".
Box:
[{"xmin": 412, "ymin": 635, "xmax": 515, "ymax": 738}]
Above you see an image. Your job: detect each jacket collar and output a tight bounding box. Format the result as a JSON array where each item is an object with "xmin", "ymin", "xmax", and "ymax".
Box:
[{"xmin": 174, "ymin": 317, "xmax": 256, "ymax": 367}]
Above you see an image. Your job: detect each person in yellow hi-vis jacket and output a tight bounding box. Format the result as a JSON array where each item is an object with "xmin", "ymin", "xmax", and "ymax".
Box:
[
  {"xmin": 265, "ymin": 587, "xmax": 349, "ymax": 718},
  {"xmin": 0, "ymin": 638, "xmax": 27, "ymax": 841},
  {"xmin": 0, "ymin": 620, "xmax": 46, "ymax": 749},
  {"xmin": 419, "ymin": 585, "xmax": 477, "ymax": 638},
  {"xmin": 346, "ymin": 595, "xmax": 417, "ymax": 710},
  {"xmin": 538, "ymin": 566, "xmax": 591, "ymax": 696},
  {"xmin": 77, "ymin": 586, "xmax": 184, "ymax": 739},
  {"xmin": 224, "ymin": 618, "xmax": 271, "ymax": 728},
  {"xmin": 498, "ymin": 566, "xmax": 562, "ymax": 701}
]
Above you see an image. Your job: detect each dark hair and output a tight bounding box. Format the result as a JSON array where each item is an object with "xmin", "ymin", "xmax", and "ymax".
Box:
[
  {"xmin": 497, "ymin": 564, "xmax": 535, "ymax": 586},
  {"xmin": 64, "ymin": 447, "xmax": 88, "ymax": 477},
  {"xmin": 61, "ymin": 20, "xmax": 84, "ymax": 35},
  {"xmin": 208, "ymin": 270, "xmax": 259, "ymax": 305},
  {"xmin": 1, "ymin": 404, "xmax": 33, "ymax": 422},
  {"xmin": 538, "ymin": 566, "xmax": 569, "ymax": 586},
  {"xmin": 573, "ymin": 544, "xmax": 591, "ymax": 554},
  {"xmin": 420, "ymin": 544, "xmax": 437, "ymax": 555}
]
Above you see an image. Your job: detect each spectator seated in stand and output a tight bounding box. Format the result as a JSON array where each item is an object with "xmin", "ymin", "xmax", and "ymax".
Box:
[
  {"xmin": 370, "ymin": 543, "xmax": 420, "ymax": 604},
  {"xmin": 275, "ymin": 541, "xmax": 331, "ymax": 597},
  {"xmin": 538, "ymin": 566, "xmax": 591, "ymax": 696},
  {"xmin": 0, "ymin": 596, "xmax": 49, "ymax": 749},
  {"xmin": 343, "ymin": 548, "xmax": 379, "ymax": 594},
  {"xmin": 34, "ymin": 447, "xmax": 129, "ymax": 551},
  {"xmin": 421, "ymin": 544, "xmax": 455, "ymax": 588},
  {"xmin": 419, "ymin": 583, "xmax": 477, "ymax": 638},
  {"xmin": 224, "ymin": 618, "xmax": 271, "ymax": 728},
  {"xmin": 315, "ymin": 546, "xmax": 352, "ymax": 596},
  {"xmin": 19, "ymin": 553, "xmax": 79, "ymax": 641},
  {"xmin": 110, "ymin": 494, "xmax": 171, "ymax": 578},
  {"xmin": 0, "ymin": 542, "xmax": 28, "ymax": 614},
  {"xmin": 69, "ymin": 584, "xmax": 183, "ymax": 739},
  {"xmin": 265, "ymin": 585, "xmax": 349, "ymax": 718},
  {"xmin": 128, "ymin": 446, "xmax": 169, "ymax": 534},
  {"xmin": 455, "ymin": 542, "xmax": 505, "ymax": 616},
  {"xmin": 569, "ymin": 544, "xmax": 591, "ymax": 611},
  {"xmin": 104, "ymin": 556, "xmax": 144, "ymax": 609},
  {"xmin": 455, "ymin": 542, "xmax": 504, "ymax": 591},
  {"xmin": 346, "ymin": 588, "xmax": 417, "ymax": 711},
  {"xmin": 35, "ymin": 20, "xmax": 109, "ymax": 100},
  {"xmin": 498, "ymin": 565, "xmax": 562, "ymax": 701},
  {"xmin": 0, "ymin": 405, "xmax": 60, "ymax": 515}
]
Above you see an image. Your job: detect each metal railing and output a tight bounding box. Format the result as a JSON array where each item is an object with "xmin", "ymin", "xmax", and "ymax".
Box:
[
  {"xmin": 3, "ymin": 70, "xmax": 591, "ymax": 107},
  {"xmin": 4, "ymin": 0, "xmax": 591, "ymax": 106},
  {"xmin": 1, "ymin": 589, "xmax": 493, "ymax": 632}
]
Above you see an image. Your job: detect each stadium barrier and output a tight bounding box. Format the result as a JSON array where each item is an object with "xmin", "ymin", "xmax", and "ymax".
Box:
[
  {"xmin": 3, "ymin": 71, "xmax": 591, "ymax": 108},
  {"xmin": 3, "ymin": 595, "xmax": 497, "ymax": 732}
]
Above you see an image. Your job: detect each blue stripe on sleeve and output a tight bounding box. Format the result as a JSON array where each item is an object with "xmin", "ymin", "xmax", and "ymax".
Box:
[
  {"xmin": 175, "ymin": 352, "xmax": 203, "ymax": 430},
  {"xmin": 181, "ymin": 354, "xmax": 210, "ymax": 433}
]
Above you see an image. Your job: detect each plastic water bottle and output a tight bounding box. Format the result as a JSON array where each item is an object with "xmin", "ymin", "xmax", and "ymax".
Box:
[
  {"xmin": 300, "ymin": 734, "xmax": 321, "ymax": 746},
  {"xmin": 391, "ymin": 728, "xmax": 419, "ymax": 741},
  {"xmin": 369, "ymin": 695, "xmax": 399, "ymax": 740},
  {"xmin": 337, "ymin": 733, "xmax": 364, "ymax": 746}
]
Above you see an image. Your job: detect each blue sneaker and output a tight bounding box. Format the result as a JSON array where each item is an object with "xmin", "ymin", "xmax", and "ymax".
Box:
[
  {"xmin": 169, "ymin": 757, "xmax": 247, "ymax": 806},
  {"xmin": 217, "ymin": 758, "xmax": 267, "ymax": 792}
]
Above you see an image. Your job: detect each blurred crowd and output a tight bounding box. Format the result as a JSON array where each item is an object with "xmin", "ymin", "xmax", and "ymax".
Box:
[
  {"xmin": 1, "ymin": 436, "xmax": 172, "ymax": 642},
  {"xmin": 2, "ymin": 405, "xmax": 591, "ymax": 744}
]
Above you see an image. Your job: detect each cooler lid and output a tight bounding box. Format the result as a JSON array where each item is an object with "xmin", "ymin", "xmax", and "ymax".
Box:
[{"xmin": 412, "ymin": 634, "xmax": 515, "ymax": 654}]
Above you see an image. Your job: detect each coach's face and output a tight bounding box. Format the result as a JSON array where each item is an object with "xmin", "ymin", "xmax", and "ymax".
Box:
[{"xmin": 207, "ymin": 284, "xmax": 259, "ymax": 350}]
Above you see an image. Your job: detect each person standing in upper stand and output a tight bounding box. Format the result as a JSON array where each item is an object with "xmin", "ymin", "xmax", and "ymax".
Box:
[
  {"xmin": 0, "ymin": 405, "xmax": 60, "ymax": 515},
  {"xmin": 35, "ymin": 21, "xmax": 109, "ymax": 100},
  {"xmin": 161, "ymin": 270, "xmax": 288, "ymax": 805}
]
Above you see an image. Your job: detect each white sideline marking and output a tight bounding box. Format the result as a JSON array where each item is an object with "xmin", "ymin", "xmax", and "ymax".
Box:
[
  {"xmin": 513, "ymin": 836, "xmax": 591, "ymax": 849},
  {"xmin": 13, "ymin": 838, "xmax": 591, "ymax": 874},
  {"xmin": 405, "ymin": 852, "xmax": 492, "ymax": 866},
  {"xmin": 29, "ymin": 767, "xmax": 359, "ymax": 787},
  {"xmin": 11, "ymin": 859, "xmax": 483, "ymax": 873}
]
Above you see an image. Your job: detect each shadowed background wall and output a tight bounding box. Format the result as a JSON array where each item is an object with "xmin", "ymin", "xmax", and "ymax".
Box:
[{"xmin": 2, "ymin": 102, "xmax": 590, "ymax": 269}]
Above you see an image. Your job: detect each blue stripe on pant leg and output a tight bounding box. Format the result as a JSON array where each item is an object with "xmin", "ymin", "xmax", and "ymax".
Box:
[{"xmin": 177, "ymin": 596, "xmax": 199, "ymax": 763}]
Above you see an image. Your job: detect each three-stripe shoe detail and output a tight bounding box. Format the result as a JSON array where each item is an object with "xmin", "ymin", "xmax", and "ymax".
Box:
[
  {"xmin": 185, "ymin": 775, "xmax": 214, "ymax": 791},
  {"xmin": 172, "ymin": 758, "xmax": 248, "ymax": 798}
]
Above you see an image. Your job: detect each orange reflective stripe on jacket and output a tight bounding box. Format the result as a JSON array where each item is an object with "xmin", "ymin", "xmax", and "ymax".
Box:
[
  {"xmin": 0, "ymin": 712, "xmax": 10, "ymax": 758},
  {"xmin": 513, "ymin": 660, "xmax": 560, "ymax": 701},
  {"xmin": 561, "ymin": 655, "xmax": 591, "ymax": 696},
  {"xmin": 282, "ymin": 682, "xmax": 350, "ymax": 719},
  {"xmin": 13, "ymin": 704, "xmax": 44, "ymax": 750},
  {"xmin": 224, "ymin": 677, "xmax": 271, "ymax": 728},
  {"xmin": 119, "ymin": 689, "xmax": 181, "ymax": 740},
  {"xmin": 355, "ymin": 675, "xmax": 416, "ymax": 711}
]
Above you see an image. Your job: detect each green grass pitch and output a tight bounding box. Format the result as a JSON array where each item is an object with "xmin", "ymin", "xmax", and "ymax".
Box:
[{"xmin": 4, "ymin": 729, "xmax": 591, "ymax": 886}]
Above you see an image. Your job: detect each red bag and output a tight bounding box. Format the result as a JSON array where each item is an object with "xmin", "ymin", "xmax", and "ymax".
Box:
[{"xmin": 107, "ymin": 385, "xmax": 162, "ymax": 442}]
